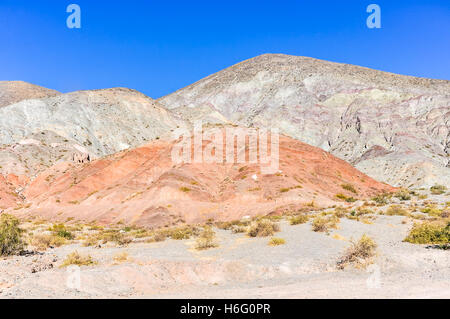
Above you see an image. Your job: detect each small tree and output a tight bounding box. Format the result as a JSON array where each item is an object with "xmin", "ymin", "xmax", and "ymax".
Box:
[{"xmin": 0, "ymin": 214, "xmax": 24, "ymax": 256}]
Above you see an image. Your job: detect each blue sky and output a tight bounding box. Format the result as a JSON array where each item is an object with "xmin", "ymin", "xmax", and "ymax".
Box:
[{"xmin": 0, "ymin": 0, "xmax": 449, "ymax": 98}]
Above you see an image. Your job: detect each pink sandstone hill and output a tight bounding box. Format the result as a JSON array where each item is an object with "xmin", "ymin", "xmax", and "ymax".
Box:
[{"xmin": 8, "ymin": 132, "xmax": 395, "ymax": 227}]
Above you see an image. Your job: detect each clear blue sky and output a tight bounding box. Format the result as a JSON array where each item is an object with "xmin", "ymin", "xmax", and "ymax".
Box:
[{"xmin": 0, "ymin": 0, "xmax": 449, "ymax": 98}]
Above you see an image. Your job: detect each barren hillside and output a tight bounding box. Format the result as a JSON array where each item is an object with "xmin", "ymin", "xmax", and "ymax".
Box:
[{"xmin": 159, "ymin": 54, "xmax": 450, "ymax": 188}]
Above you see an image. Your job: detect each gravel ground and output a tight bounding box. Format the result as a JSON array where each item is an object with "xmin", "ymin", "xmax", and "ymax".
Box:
[{"xmin": 0, "ymin": 212, "xmax": 449, "ymax": 299}]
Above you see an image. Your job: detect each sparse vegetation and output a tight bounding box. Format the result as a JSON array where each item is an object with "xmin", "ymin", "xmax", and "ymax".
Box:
[
  {"xmin": 337, "ymin": 234, "xmax": 377, "ymax": 269},
  {"xmin": 268, "ymin": 237, "xmax": 286, "ymax": 246},
  {"xmin": 0, "ymin": 214, "xmax": 24, "ymax": 256},
  {"xmin": 341, "ymin": 183, "xmax": 357, "ymax": 194},
  {"xmin": 113, "ymin": 251, "xmax": 130, "ymax": 263},
  {"xmin": 430, "ymin": 184, "xmax": 447, "ymax": 195},
  {"xmin": 60, "ymin": 251, "xmax": 96, "ymax": 267},
  {"xmin": 385, "ymin": 205, "xmax": 409, "ymax": 216},
  {"xmin": 312, "ymin": 215, "xmax": 339, "ymax": 232},
  {"xmin": 404, "ymin": 222, "xmax": 450, "ymax": 245},
  {"xmin": 335, "ymin": 193, "xmax": 357, "ymax": 203},
  {"xmin": 289, "ymin": 214, "xmax": 309, "ymax": 225},
  {"xmin": 195, "ymin": 226, "xmax": 218, "ymax": 250},
  {"xmin": 247, "ymin": 219, "xmax": 280, "ymax": 237},
  {"xmin": 394, "ymin": 189, "xmax": 411, "ymax": 201},
  {"xmin": 30, "ymin": 234, "xmax": 66, "ymax": 250},
  {"xmin": 49, "ymin": 224, "xmax": 74, "ymax": 240}
]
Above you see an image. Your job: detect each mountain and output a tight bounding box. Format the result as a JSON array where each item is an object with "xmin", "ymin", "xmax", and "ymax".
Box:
[
  {"xmin": 158, "ymin": 54, "xmax": 450, "ymax": 188},
  {"xmin": 0, "ymin": 81, "xmax": 59, "ymax": 108},
  {"xmin": 0, "ymin": 87, "xmax": 187, "ymax": 177},
  {"xmin": 12, "ymin": 133, "xmax": 394, "ymax": 227}
]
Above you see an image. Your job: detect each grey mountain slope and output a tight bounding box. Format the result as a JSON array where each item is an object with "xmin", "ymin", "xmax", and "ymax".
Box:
[
  {"xmin": 158, "ymin": 54, "xmax": 450, "ymax": 188},
  {"xmin": 0, "ymin": 81, "xmax": 60, "ymax": 108},
  {"xmin": 0, "ymin": 87, "xmax": 187, "ymax": 177}
]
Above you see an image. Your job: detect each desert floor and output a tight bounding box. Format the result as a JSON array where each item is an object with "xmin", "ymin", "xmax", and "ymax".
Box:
[{"xmin": 1, "ymin": 192, "xmax": 449, "ymax": 299}]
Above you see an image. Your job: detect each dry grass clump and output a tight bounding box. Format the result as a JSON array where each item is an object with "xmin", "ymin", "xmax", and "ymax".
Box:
[
  {"xmin": 195, "ymin": 226, "xmax": 218, "ymax": 250},
  {"xmin": 356, "ymin": 206, "xmax": 374, "ymax": 216},
  {"xmin": 404, "ymin": 221, "xmax": 450, "ymax": 246},
  {"xmin": 333, "ymin": 207, "xmax": 349, "ymax": 218},
  {"xmin": 0, "ymin": 214, "xmax": 24, "ymax": 256},
  {"xmin": 335, "ymin": 193, "xmax": 357, "ymax": 203},
  {"xmin": 430, "ymin": 184, "xmax": 447, "ymax": 195},
  {"xmin": 60, "ymin": 251, "xmax": 96, "ymax": 267},
  {"xmin": 337, "ymin": 234, "xmax": 377, "ymax": 269},
  {"xmin": 48, "ymin": 223, "xmax": 74, "ymax": 240},
  {"xmin": 247, "ymin": 219, "xmax": 280, "ymax": 237},
  {"xmin": 215, "ymin": 219, "xmax": 250, "ymax": 230},
  {"xmin": 268, "ymin": 237, "xmax": 286, "ymax": 246},
  {"xmin": 30, "ymin": 234, "xmax": 66, "ymax": 250},
  {"xmin": 394, "ymin": 189, "xmax": 411, "ymax": 201},
  {"xmin": 312, "ymin": 215, "xmax": 339, "ymax": 232},
  {"xmin": 113, "ymin": 251, "xmax": 130, "ymax": 263},
  {"xmin": 371, "ymin": 193, "xmax": 391, "ymax": 205},
  {"xmin": 289, "ymin": 214, "xmax": 309, "ymax": 225},
  {"xmin": 385, "ymin": 205, "xmax": 409, "ymax": 216},
  {"xmin": 167, "ymin": 225, "xmax": 200, "ymax": 240},
  {"xmin": 341, "ymin": 183, "xmax": 357, "ymax": 194},
  {"xmin": 89, "ymin": 229, "xmax": 132, "ymax": 246}
]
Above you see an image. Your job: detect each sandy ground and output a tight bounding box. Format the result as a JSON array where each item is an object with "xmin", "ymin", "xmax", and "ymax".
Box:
[{"xmin": 0, "ymin": 213, "xmax": 449, "ymax": 299}]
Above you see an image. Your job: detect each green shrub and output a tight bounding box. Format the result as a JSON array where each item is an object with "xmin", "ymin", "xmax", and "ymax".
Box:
[
  {"xmin": 335, "ymin": 194, "xmax": 357, "ymax": 203},
  {"xmin": 404, "ymin": 222, "xmax": 450, "ymax": 245},
  {"xmin": 0, "ymin": 214, "xmax": 24, "ymax": 256},
  {"xmin": 49, "ymin": 224, "xmax": 74, "ymax": 240}
]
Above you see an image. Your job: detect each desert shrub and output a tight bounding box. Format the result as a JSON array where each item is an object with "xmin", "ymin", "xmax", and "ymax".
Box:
[
  {"xmin": 0, "ymin": 214, "xmax": 24, "ymax": 256},
  {"xmin": 404, "ymin": 222, "xmax": 450, "ymax": 245},
  {"xmin": 48, "ymin": 224, "xmax": 74, "ymax": 240},
  {"xmin": 113, "ymin": 251, "xmax": 130, "ymax": 263},
  {"xmin": 418, "ymin": 194, "xmax": 428, "ymax": 200},
  {"xmin": 215, "ymin": 220, "xmax": 249, "ymax": 230},
  {"xmin": 312, "ymin": 215, "xmax": 339, "ymax": 232},
  {"xmin": 385, "ymin": 205, "xmax": 409, "ymax": 216},
  {"xmin": 420, "ymin": 205, "xmax": 443, "ymax": 217},
  {"xmin": 337, "ymin": 234, "xmax": 377, "ymax": 269},
  {"xmin": 60, "ymin": 251, "xmax": 96, "ymax": 267},
  {"xmin": 335, "ymin": 194, "xmax": 357, "ymax": 203},
  {"xmin": 30, "ymin": 234, "xmax": 66, "ymax": 250},
  {"xmin": 341, "ymin": 184, "xmax": 357, "ymax": 194},
  {"xmin": 268, "ymin": 237, "xmax": 286, "ymax": 246},
  {"xmin": 247, "ymin": 219, "xmax": 280, "ymax": 237},
  {"xmin": 168, "ymin": 226, "xmax": 200, "ymax": 240},
  {"xmin": 98, "ymin": 229, "xmax": 132, "ymax": 245},
  {"xmin": 333, "ymin": 207, "xmax": 349, "ymax": 218},
  {"xmin": 394, "ymin": 189, "xmax": 411, "ymax": 201},
  {"xmin": 179, "ymin": 187, "xmax": 191, "ymax": 193},
  {"xmin": 430, "ymin": 185, "xmax": 447, "ymax": 195},
  {"xmin": 231, "ymin": 225, "xmax": 247, "ymax": 233},
  {"xmin": 289, "ymin": 214, "xmax": 309, "ymax": 225},
  {"xmin": 195, "ymin": 226, "xmax": 218, "ymax": 250},
  {"xmin": 82, "ymin": 235, "xmax": 99, "ymax": 247},
  {"xmin": 372, "ymin": 193, "xmax": 391, "ymax": 205},
  {"xmin": 356, "ymin": 206, "xmax": 374, "ymax": 216}
]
